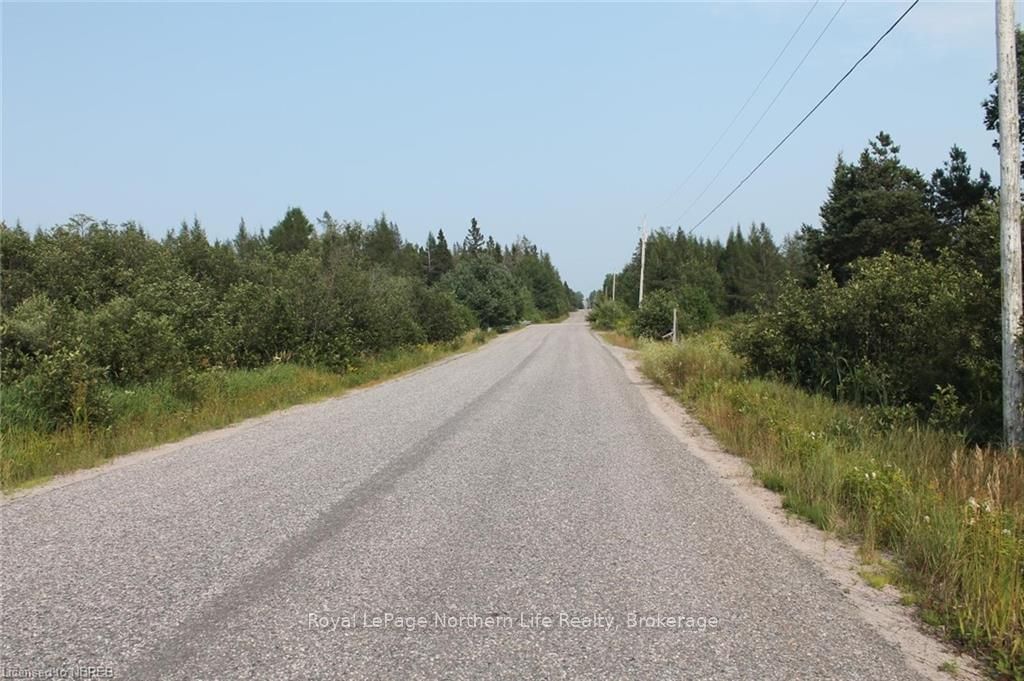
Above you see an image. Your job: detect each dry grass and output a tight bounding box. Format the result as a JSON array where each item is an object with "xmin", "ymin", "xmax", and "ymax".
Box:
[
  {"xmin": 641, "ymin": 331, "xmax": 1024, "ymax": 679},
  {"xmin": 598, "ymin": 330, "xmax": 638, "ymax": 350},
  {"xmin": 1, "ymin": 331, "xmax": 492, "ymax": 492}
]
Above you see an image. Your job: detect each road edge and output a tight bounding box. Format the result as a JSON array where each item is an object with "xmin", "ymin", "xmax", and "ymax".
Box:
[
  {"xmin": 594, "ymin": 331, "xmax": 985, "ymax": 681},
  {"xmin": 0, "ymin": 328, "xmax": 525, "ymax": 505}
]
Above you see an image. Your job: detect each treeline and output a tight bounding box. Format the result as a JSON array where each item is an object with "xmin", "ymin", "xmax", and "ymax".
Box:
[
  {"xmin": 1, "ymin": 209, "xmax": 580, "ymax": 432},
  {"xmin": 594, "ymin": 64, "xmax": 1006, "ymax": 442}
]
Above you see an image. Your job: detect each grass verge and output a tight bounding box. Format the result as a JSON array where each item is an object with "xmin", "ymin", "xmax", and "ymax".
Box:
[
  {"xmin": 598, "ymin": 330, "xmax": 638, "ymax": 350},
  {"xmin": 637, "ymin": 330, "xmax": 1023, "ymax": 679},
  {"xmin": 1, "ymin": 331, "xmax": 494, "ymax": 492}
]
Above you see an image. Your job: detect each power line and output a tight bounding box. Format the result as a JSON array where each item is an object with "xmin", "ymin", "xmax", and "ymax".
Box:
[
  {"xmin": 674, "ymin": 0, "xmax": 846, "ymax": 227},
  {"xmin": 651, "ymin": 1, "xmax": 820, "ymax": 214},
  {"xmin": 688, "ymin": 0, "xmax": 920, "ymax": 234}
]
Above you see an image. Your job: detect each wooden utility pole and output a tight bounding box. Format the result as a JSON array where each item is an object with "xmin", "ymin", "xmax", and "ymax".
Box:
[
  {"xmin": 612, "ymin": 274, "xmax": 617, "ymax": 302},
  {"xmin": 998, "ymin": 0, "xmax": 1023, "ymax": 447},
  {"xmin": 638, "ymin": 217, "xmax": 648, "ymax": 306}
]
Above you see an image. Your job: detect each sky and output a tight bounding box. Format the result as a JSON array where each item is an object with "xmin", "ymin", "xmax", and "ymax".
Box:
[{"xmin": 0, "ymin": 1, "xmax": 1010, "ymax": 295}]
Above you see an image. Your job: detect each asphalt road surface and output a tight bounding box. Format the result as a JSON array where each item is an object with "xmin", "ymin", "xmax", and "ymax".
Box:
[{"xmin": 1, "ymin": 313, "xmax": 923, "ymax": 680}]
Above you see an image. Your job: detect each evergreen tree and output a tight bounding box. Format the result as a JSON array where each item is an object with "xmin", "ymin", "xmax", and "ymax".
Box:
[
  {"xmin": 486, "ymin": 236, "xmax": 502, "ymax": 263},
  {"xmin": 464, "ymin": 217, "xmax": 485, "ymax": 254},
  {"xmin": 365, "ymin": 213, "xmax": 402, "ymax": 267},
  {"xmin": 268, "ymin": 207, "xmax": 314, "ymax": 255},
  {"xmin": 803, "ymin": 132, "xmax": 940, "ymax": 282},
  {"xmin": 434, "ymin": 229, "xmax": 454, "ymax": 276},
  {"xmin": 719, "ymin": 227, "xmax": 758, "ymax": 313},
  {"xmin": 929, "ymin": 145, "xmax": 994, "ymax": 228}
]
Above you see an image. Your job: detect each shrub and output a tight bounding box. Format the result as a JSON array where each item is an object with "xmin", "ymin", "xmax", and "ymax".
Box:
[
  {"xmin": 349, "ymin": 269, "xmax": 426, "ymax": 352},
  {"xmin": 634, "ymin": 290, "xmax": 678, "ymax": 339},
  {"xmin": 80, "ymin": 296, "xmax": 184, "ymax": 383},
  {"xmin": 1, "ymin": 293, "xmax": 65, "ymax": 379},
  {"xmin": 416, "ymin": 287, "xmax": 472, "ymax": 343},
  {"xmin": 633, "ymin": 287, "xmax": 716, "ymax": 339},
  {"xmin": 587, "ymin": 299, "xmax": 631, "ymax": 331},
  {"xmin": 5, "ymin": 343, "xmax": 112, "ymax": 431},
  {"xmin": 733, "ymin": 252, "xmax": 999, "ymax": 440},
  {"xmin": 442, "ymin": 257, "xmax": 519, "ymax": 329}
]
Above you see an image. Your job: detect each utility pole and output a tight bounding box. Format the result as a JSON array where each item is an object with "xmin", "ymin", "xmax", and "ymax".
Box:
[
  {"xmin": 998, "ymin": 0, "xmax": 1024, "ymax": 448},
  {"xmin": 612, "ymin": 274, "xmax": 616, "ymax": 302},
  {"xmin": 638, "ymin": 216, "xmax": 648, "ymax": 306}
]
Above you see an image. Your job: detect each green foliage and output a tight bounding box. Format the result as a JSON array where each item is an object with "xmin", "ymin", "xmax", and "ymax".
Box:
[
  {"xmin": 267, "ymin": 207, "xmax": 314, "ymax": 254},
  {"xmin": 633, "ymin": 288, "xmax": 716, "ymax": 339},
  {"xmin": 840, "ymin": 460, "xmax": 912, "ymax": 545},
  {"xmin": 442, "ymin": 256, "xmax": 519, "ymax": 329},
  {"xmin": 1, "ymin": 209, "xmax": 575, "ymax": 435},
  {"xmin": 463, "ymin": 217, "xmax": 485, "ymax": 254},
  {"xmin": 80, "ymin": 296, "xmax": 185, "ymax": 382},
  {"xmin": 733, "ymin": 251, "xmax": 999, "ymax": 440},
  {"xmin": 416, "ymin": 287, "xmax": 473, "ymax": 343},
  {"xmin": 803, "ymin": 133, "xmax": 941, "ymax": 282},
  {"xmin": 634, "ymin": 290, "xmax": 678, "ymax": 339},
  {"xmin": 587, "ymin": 299, "xmax": 631, "ymax": 331},
  {"xmin": 506, "ymin": 237, "xmax": 572, "ymax": 319},
  {"xmin": 930, "ymin": 146, "xmax": 994, "ymax": 228},
  {"xmin": 4, "ymin": 343, "xmax": 112, "ymax": 431},
  {"xmin": 721, "ymin": 223, "xmax": 785, "ymax": 313},
  {"xmin": 596, "ymin": 222, "xmax": 786, "ymax": 317}
]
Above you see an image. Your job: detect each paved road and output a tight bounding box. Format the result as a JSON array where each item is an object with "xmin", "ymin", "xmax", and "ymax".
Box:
[{"xmin": 1, "ymin": 313, "xmax": 921, "ymax": 680}]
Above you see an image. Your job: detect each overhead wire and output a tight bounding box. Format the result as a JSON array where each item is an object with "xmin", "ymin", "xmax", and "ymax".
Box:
[
  {"xmin": 673, "ymin": 0, "xmax": 847, "ymax": 227},
  {"xmin": 687, "ymin": 0, "xmax": 921, "ymax": 234},
  {"xmin": 651, "ymin": 1, "xmax": 820, "ymax": 214}
]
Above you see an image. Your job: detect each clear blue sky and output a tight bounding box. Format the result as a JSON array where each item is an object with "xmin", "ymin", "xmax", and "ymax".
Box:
[{"xmin": 1, "ymin": 1, "xmax": 1008, "ymax": 294}]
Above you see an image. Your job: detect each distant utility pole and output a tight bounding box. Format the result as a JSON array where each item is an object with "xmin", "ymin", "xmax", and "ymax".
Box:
[
  {"xmin": 998, "ymin": 0, "xmax": 1024, "ymax": 448},
  {"xmin": 638, "ymin": 217, "xmax": 648, "ymax": 306},
  {"xmin": 612, "ymin": 274, "xmax": 617, "ymax": 302}
]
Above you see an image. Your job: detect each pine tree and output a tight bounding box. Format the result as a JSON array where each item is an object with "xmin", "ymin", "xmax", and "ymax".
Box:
[
  {"xmin": 464, "ymin": 217, "xmax": 485, "ymax": 254},
  {"xmin": 803, "ymin": 132, "xmax": 939, "ymax": 282},
  {"xmin": 929, "ymin": 145, "xmax": 994, "ymax": 228},
  {"xmin": 485, "ymin": 236, "xmax": 502, "ymax": 263},
  {"xmin": 268, "ymin": 207, "xmax": 314, "ymax": 255},
  {"xmin": 425, "ymin": 229, "xmax": 454, "ymax": 282}
]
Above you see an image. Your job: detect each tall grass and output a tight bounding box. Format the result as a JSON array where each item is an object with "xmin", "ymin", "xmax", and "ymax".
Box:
[
  {"xmin": 641, "ymin": 331, "xmax": 1023, "ymax": 679},
  {"xmin": 1, "ymin": 332, "xmax": 492, "ymax": 491}
]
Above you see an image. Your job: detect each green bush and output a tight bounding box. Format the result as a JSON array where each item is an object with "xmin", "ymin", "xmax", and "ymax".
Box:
[
  {"xmin": 350, "ymin": 270, "xmax": 426, "ymax": 351},
  {"xmin": 633, "ymin": 287, "xmax": 716, "ymax": 339},
  {"xmin": 5, "ymin": 343, "xmax": 112, "ymax": 431},
  {"xmin": 634, "ymin": 290, "xmax": 678, "ymax": 339},
  {"xmin": 587, "ymin": 299, "xmax": 631, "ymax": 331},
  {"xmin": 442, "ymin": 256, "xmax": 519, "ymax": 329},
  {"xmin": 80, "ymin": 297, "xmax": 184, "ymax": 383},
  {"xmin": 733, "ymin": 251, "xmax": 999, "ymax": 440},
  {"xmin": 416, "ymin": 287, "xmax": 472, "ymax": 343},
  {"xmin": 1, "ymin": 293, "xmax": 65, "ymax": 379}
]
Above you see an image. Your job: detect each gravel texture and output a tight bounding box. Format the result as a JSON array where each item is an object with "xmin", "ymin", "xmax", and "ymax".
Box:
[{"xmin": 1, "ymin": 313, "xmax": 923, "ymax": 680}]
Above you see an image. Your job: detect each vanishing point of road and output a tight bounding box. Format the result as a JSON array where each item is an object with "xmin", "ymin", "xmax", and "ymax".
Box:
[{"xmin": 1, "ymin": 313, "xmax": 923, "ymax": 680}]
